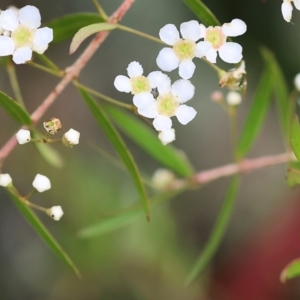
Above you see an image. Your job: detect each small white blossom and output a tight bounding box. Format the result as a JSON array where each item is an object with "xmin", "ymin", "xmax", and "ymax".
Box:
[
  {"xmin": 0, "ymin": 5, "xmax": 53, "ymax": 64},
  {"xmin": 0, "ymin": 173, "xmax": 12, "ymax": 187},
  {"xmin": 32, "ymin": 174, "xmax": 51, "ymax": 192},
  {"xmin": 282, "ymin": 0, "xmax": 300, "ymax": 22},
  {"xmin": 152, "ymin": 168, "xmax": 175, "ymax": 190},
  {"xmin": 47, "ymin": 206, "xmax": 64, "ymax": 221},
  {"xmin": 294, "ymin": 73, "xmax": 300, "ymax": 91},
  {"xmin": 226, "ymin": 91, "xmax": 242, "ymax": 106},
  {"xmin": 196, "ymin": 19, "xmax": 246, "ymax": 64},
  {"xmin": 156, "ymin": 20, "xmax": 202, "ymax": 79},
  {"xmin": 62, "ymin": 128, "xmax": 80, "ymax": 147},
  {"xmin": 16, "ymin": 129, "xmax": 31, "ymax": 144},
  {"xmin": 158, "ymin": 128, "xmax": 176, "ymax": 145}
]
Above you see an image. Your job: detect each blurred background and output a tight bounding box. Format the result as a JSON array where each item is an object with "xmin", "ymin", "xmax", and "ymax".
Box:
[{"xmin": 1, "ymin": 0, "xmax": 300, "ymax": 299}]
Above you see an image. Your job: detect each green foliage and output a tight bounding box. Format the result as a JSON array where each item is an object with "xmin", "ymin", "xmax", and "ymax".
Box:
[
  {"xmin": 290, "ymin": 116, "xmax": 300, "ymax": 161},
  {"xmin": 281, "ymin": 259, "xmax": 300, "ymax": 283},
  {"xmin": 286, "ymin": 168, "xmax": 300, "ymax": 187}
]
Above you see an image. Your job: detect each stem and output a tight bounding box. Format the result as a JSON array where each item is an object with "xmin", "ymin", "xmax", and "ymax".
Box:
[
  {"xmin": 23, "ymin": 189, "xmax": 37, "ymax": 200},
  {"xmin": 28, "ymin": 62, "xmax": 63, "ymax": 77},
  {"xmin": 228, "ymin": 106, "xmax": 239, "ymax": 162},
  {"xmin": 21, "ymin": 198, "xmax": 48, "ymax": 213},
  {"xmin": 92, "ymin": 0, "xmax": 108, "ymax": 20},
  {"xmin": 37, "ymin": 54, "xmax": 61, "ymax": 72}
]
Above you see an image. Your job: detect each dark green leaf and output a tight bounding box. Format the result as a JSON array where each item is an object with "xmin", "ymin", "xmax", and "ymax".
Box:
[
  {"xmin": 78, "ymin": 88, "xmax": 151, "ymax": 220},
  {"xmin": 46, "ymin": 13, "xmax": 105, "ymax": 44},
  {"xmin": 281, "ymin": 259, "xmax": 300, "ymax": 282},
  {"xmin": 290, "ymin": 116, "xmax": 300, "ymax": 161},
  {"xmin": 286, "ymin": 168, "xmax": 300, "ymax": 187},
  {"xmin": 7, "ymin": 189, "xmax": 80, "ymax": 277},
  {"xmin": 105, "ymin": 106, "xmax": 193, "ymax": 178},
  {"xmin": 183, "ymin": 0, "xmax": 220, "ymax": 26},
  {"xmin": 0, "ymin": 91, "xmax": 31, "ymax": 125},
  {"xmin": 34, "ymin": 142, "xmax": 64, "ymax": 169}
]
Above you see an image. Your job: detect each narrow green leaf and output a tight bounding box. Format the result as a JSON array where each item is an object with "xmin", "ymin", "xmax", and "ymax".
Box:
[
  {"xmin": 78, "ymin": 88, "xmax": 151, "ymax": 220},
  {"xmin": 183, "ymin": 0, "xmax": 220, "ymax": 26},
  {"xmin": 286, "ymin": 168, "xmax": 300, "ymax": 187},
  {"xmin": 46, "ymin": 13, "xmax": 105, "ymax": 44},
  {"xmin": 0, "ymin": 91, "xmax": 31, "ymax": 125},
  {"xmin": 186, "ymin": 177, "xmax": 240, "ymax": 286},
  {"xmin": 7, "ymin": 189, "xmax": 80, "ymax": 277},
  {"xmin": 281, "ymin": 259, "xmax": 300, "ymax": 282},
  {"xmin": 290, "ymin": 116, "xmax": 300, "ymax": 161},
  {"xmin": 70, "ymin": 23, "xmax": 117, "ymax": 54},
  {"xmin": 105, "ymin": 106, "xmax": 193, "ymax": 178},
  {"xmin": 34, "ymin": 142, "xmax": 64, "ymax": 169},
  {"xmin": 237, "ymin": 66, "xmax": 273, "ymax": 159}
]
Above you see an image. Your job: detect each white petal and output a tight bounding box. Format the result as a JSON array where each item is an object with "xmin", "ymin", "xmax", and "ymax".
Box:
[
  {"xmin": 156, "ymin": 47, "xmax": 180, "ymax": 72},
  {"xmin": 205, "ymin": 48, "xmax": 218, "ymax": 63},
  {"xmin": 147, "ymin": 71, "xmax": 170, "ymax": 89},
  {"xmin": 222, "ymin": 19, "xmax": 247, "ymax": 37},
  {"xmin": 158, "ymin": 129, "xmax": 175, "ymax": 145},
  {"xmin": 127, "ymin": 61, "xmax": 143, "ymax": 77},
  {"xmin": 159, "ymin": 24, "xmax": 179, "ymax": 45},
  {"xmin": 16, "ymin": 129, "xmax": 31, "ymax": 144},
  {"xmin": 294, "ymin": 73, "xmax": 300, "ymax": 91},
  {"xmin": 0, "ymin": 9, "xmax": 19, "ymax": 31},
  {"xmin": 0, "ymin": 36, "xmax": 15, "ymax": 56},
  {"xmin": 175, "ymin": 105, "xmax": 197, "ymax": 125},
  {"xmin": 171, "ymin": 79, "xmax": 195, "ymax": 103},
  {"xmin": 12, "ymin": 46, "xmax": 32, "ymax": 64},
  {"xmin": 114, "ymin": 75, "xmax": 131, "ymax": 93},
  {"xmin": 157, "ymin": 79, "xmax": 172, "ymax": 95},
  {"xmin": 195, "ymin": 41, "xmax": 212, "ymax": 58},
  {"xmin": 180, "ymin": 20, "xmax": 201, "ymax": 41},
  {"xmin": 32, "ymin": 44, "xmax": 48, "ymax": 55},
  {"xmin": 18, "ymin": 5, "xmax": 41, "ymax": 29},
  {"xmin": 199, "ymin": 24, "xmax": 207, "ymax": 39},
  {"xmin": 178, "ymin": 60, "xmax": 196, "ymax": 80},
  {"xmin": 153, "ymin": 115, "xmax": 172, "ymax": 131},
  {"xmin": 0, "ymin": 174, "xmax": 12, "ymax": 187},
  {"xmin": 32, "ymin": 174, "xmax": 51, "ymax": 192},
  {"xmin": 294, "ymin": 0, "xmax": 300, "ymax": 10},
  {"xmin": 138, "ymin": 102, "xmax": 158, "ymax": 118},
  {"xmin": 282, "ymin": 1, "xmax": 293, "ymax": 22},
  {"xmin": 33, "ymin": 27, "xmax": 53, "ymax": 48},
  {"xmin": 133, "ymin": 93, "xmax": 155, "ymax": 108},
  {"xmin": 219, "ymin": 42, "xmax": 242, "ymax": 64}
]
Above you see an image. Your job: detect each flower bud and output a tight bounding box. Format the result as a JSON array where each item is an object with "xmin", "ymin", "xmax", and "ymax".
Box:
[
  {"xmin": 32, "ymin": 174, "xmax": 51, "ymax": 192},
  {"xmin": 294, "ymin": 73, "xmax": 300, "ymax": 92},
  {"xmin": 43, "ymin": 117, "xmax": 62, "ymax": 134},
  {"xmin": 47, "ymin": 206, "xmax": 64, "ymax": 221},
  {"xmin": 211, "ymin": 91, "xmax": 224, "ymax": 103},
  {"xmin": 226, "ymin": 91, "xmax": 242, "ymax": 106},
  {"xmin": 152, "ymin": 169, "xmax": 175, "ymax": 190},
  {"xmin": 0, "ymin": 174, "xmax": 12, "ymax": 187},
  {"xmin": 16, "ymin": 129, "xmax": 31, "ymax": 144},
  {"xmin": 62, "ymin": 128, "xmax": 80, "ymax": 147}
]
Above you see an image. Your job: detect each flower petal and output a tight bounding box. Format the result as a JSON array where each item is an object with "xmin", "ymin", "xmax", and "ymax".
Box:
[
  {"xmin": 294, "ymin": 73, "xmax": 300, "ymax": 91},
  {"xmin": 138, "ymin": 102, "xmax": 158, "ymax": 118},
  {"xmin": 281, "ymin": 1, "xmax": 293, "ymax": 22},
  {"xmin": 294, "ymin": 0, "xmax": 300, "ymax": 10},
  {"xmin": 175, "ymin": 105, "xmax": 197, "ymax": 125},
  {"xmin": 0, "ymin": 9, "xmax": 19, "ymax": 31},
  {"xmin": 178, "ymin": 60, "xmax": 196, "ymax": 80},
  {"xmin": 196, "ymin": 41, "xmax": 212, "ymax": 58},
  {"xmin": 219, "ymin": 42, "xmax": 242, "ymax": 64},
  {"xmin": 171, "ymin": 79, "xmax": 195, "ymax": 103},
  {"xmin": 153, "ymin": 115, "xmax": 172, "ymax": 131},
  {"xmin": 205, "ymin": 48, "xmax": 218, "ymax": 63},
  {"xmin": 133, "ymin": 93, "xmax": 155, "ymax": 108},
  {"xmin": 13, "ymin": 46, "xmax": 32, "ymax": 64},
  {"xmin": 199, "ymin": 24, "xmax": 207, "ymax": 39},
  {"xmin": 158, "ymin": 128, "xmax": 175, "ymax": 145},
  {"xmin": 0, "ymin": 36, "xmax": 15, "ymax": 56},
  {"xmin": 147, "ymin": 71, "xmax": 170, "ymax": 89},
  {"xmin": 159, "ymin": 24, "xmax": 180, "ymax": 45},
  {"xmin": 156, "ymin": 47, "xmax": 180, "ymax": 72},
  {"xmin": 222, "ymin": 19, "xmax": 247, "ymax": 37},
  {"xmin": 180, "ymin": 20, "xmax": 201, "ymax": 41},
  {"xmin": 114, "ymin": 75, "xmax": 131, "ymax": 93},
  {"xmin": 18, "ymin": 5, "xmax": 41, "ymax": 29},
  {"xmin": 127, "ymin": 61, "xmax": 143, "ymax": 77},
  {"xmin": 33, "ymin": 27, "xmax": 53, "ymax": 48}
]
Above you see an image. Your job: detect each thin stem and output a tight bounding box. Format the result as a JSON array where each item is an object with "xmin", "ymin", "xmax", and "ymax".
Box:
[
  {"xmin": 37, "ymin": 54, "xmax": 61, "ymax": 72},
  {"xmin": 202, "ymin": 57, "xmax": 224, "ymax": 75},
  {"xmin": 228, "ymin": 106, "xmax": 239, "ymax": 162},
  {"xmin": 21, "ymin": 198, "xmax": 48, "ymax": 213},
  {"xmin": 23, "ymin": 189, "xmax": 37, "ymax": 200},
  {"xmin": 92, "ymin": 0, "xmax": 108, "ymax": 20},
  {"xmin": 28, "ymin": 62, "xmax": 63, "ymax": 77}
]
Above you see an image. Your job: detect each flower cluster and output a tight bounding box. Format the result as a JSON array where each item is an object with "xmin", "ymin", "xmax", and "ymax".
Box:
[
  {"xmin": 0, "ymin": 5, "xmax": 53, "ymax": 64},
  {"xmin": 282, "ymin": 0, "xmax": 300, "ymax": 22}
]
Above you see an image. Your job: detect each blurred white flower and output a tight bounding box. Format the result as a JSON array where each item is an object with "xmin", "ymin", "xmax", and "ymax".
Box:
[
  {"xmin": 62, "ymin": 128, "xmax": 80, "ymax": 147},
  {"xmin": 16, "ymin": 129, "xmax": 31, "ymax": 144},
  {"xmin": 282, "ymin": 0, "xmax": 300, "ymax": 22},
  {"xmin": 158, "ymin": 128, "xmax": 176, "ymax": 145},
  {"xmin": 152, "ymin": 168, "xmax": 175, "ymax": 190},
  {"xmin": 226, "ymin": 91, "xmax": 242, "ymax": 106},
  {"xmin": 294, "ymin": 73, "xmax": 300, "ymax": 91},
  {"xmin": 47, "ymin": 206, "xmax": 64, "ymax": 221},
  {"xmin": 32, "ymin": 174, "xmax": 51, "ymax": 192},
  {"xmin": 0, "ymin": 173, "xmax": 12, "ymax": 187}
]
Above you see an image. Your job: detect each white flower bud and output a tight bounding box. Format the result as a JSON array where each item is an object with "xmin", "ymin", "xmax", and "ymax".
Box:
[
  {"xmin": 32, "ymin": 174, "xmax": 51, "ymax": 192},
  {"xmin": 152, "ymin": 169, "xmax": 175, "ymax": 190},
  {"xmin": 0, "ymin": 173, "xmax": 12, "ymax": 187},
  {"xmin": 294, "ymin": 73, "xmax": 300, "ymax": 92},
  {"xmin": 226, "ymin": 91, "xmax": 242, "ymax": 106},
  {"xmin": 62, "ymin": 128, "xmax": 80, "ymax": 147},
  {"xmin": 47, "ymin": 206, "xmax": 64, "ymax": 221},
  {"xmin": 16, "ymin": 129, "xmax": 31, "ymax": 144},
  {"xmin": 211, "ymin": 91, "xmax": 224, "ymax": 103}
]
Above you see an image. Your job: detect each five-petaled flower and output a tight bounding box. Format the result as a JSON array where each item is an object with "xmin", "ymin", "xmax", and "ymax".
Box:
[{"xmin": 282, "ymin": 0, "xmax": 300, "ymax": 22}]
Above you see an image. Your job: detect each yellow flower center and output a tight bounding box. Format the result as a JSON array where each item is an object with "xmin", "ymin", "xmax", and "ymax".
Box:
[
  {"xmin": 157, "ymin": 93, "xmax": 179, "ymax": 116},
  {"xmin": 205, "ymin": 27, "xmax": 226, "ymax": 50},
  {"xmin": 11, "ymin": 25, "xmax": 34, "ymax": 48},
  {"xmin": 173, "ymin": 39, "xmax": 196, "ymax": 61},
  {"xmin": 130, "ymin": 76, "xmax": 151, "ymax": 95}
]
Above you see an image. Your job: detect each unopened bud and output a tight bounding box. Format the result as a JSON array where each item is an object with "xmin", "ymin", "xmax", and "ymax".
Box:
[
  {"xmin": 0, "ymin": 174, "xmax": 12, "ymax": 187},
  {"xmin": 211, "ymin": 91, "xmax": 224, "ymax": 103},
  {"xmin": 47, "ymin": 206, "xmax": 64, "ymax": 221},
  {"xmin": 62, "ymin": 128, "xmax": 80, "ymax": 147},
  {"xmin": 16, "ymin": 129, "xmax": 31, "ymax": 144},
  {"xmin": 32, "ymin": 174, "xmax": 51, "ymax": 193},
  {"xmin": 152, "ymin": 169, "xmax": 175, "ymax": 190},
  {"xmin": 43, "ymin": 117, "xmax": 62, "ymax": 135},
  {"xmin": 226, "ymin": 91, "xmax": 242, "ymax": 106},
  {"xmin": 294, "ymin": 73, "xmax": 300, "ymax": 92}
]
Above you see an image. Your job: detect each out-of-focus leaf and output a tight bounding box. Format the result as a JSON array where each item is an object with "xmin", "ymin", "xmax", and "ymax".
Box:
[
  {"xmin": 281, "ymin": 259, "xmax": 300, "ymax": 283},
  {"xmin": 0, "ymin": 57, "xmax": 9, "ymax": 67},
  {"xmin": 0, "ymin": 91, "xmax": 31, "ymax": 125},
  {"xmin": 7, "ymin": 189, "xmax": 80, "ymax": 277},
  {"xmin": 78, "ymin": 88, "xmax": 151, "ymax": 220},
  {"xmin": 70, "ymin": 23, "xmax": 117, "ymax": 54},
  {"xmin": 186, "ymin": 176, "xmax": 240, "ymax": 285},
  {"xmin": 286, "ymin": 168, "xmax": 300, "ymax": 187},
  {"xmin": 183, "ymin": 0, "xmax": 220, "ymax": 26},
  {"xmin": 237, "ymin": 66, "xmax": 273, "ymax": 159},
  {"xmin": 46, "ymin": 13, "xmax": 105, "ymax": 44},
  {"xmin": 105, "ymin": 106, "xmax": 193, "ymax": 178},
  {"xmin": 290, "ymin": 116, "xmax": 300, "ymax": 161}
]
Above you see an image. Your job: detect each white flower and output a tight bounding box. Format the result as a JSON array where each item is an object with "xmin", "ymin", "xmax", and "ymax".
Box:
[
  {"xmin": 0, "ymin": 5, "xmax": 53, "ymax": 64},
  {"xmin": 294, "ymin": 73, "xmax": 300, "ymax": 91},
  {"xmin": 136, "ymin": 79, "xmax": 197, "ymax": 132},
  {"xmin": 196, "ymin": 19, "xmax": 246, "ymax": 64},
  {"xmin": 16, "ymin": 129, "xmax": 31, "ymax": 144},
  {"xmin": 226, "ymin": 91, "xmax": 242, "ymax": 106},
  {"xmin": 156, "ymin": 20, "xmax": 202, "ymax": 79},
  {"xmin": 0, "ymin": 173, "xmax": 12, "ymax": 187},
  {"xmin": 152, "ymin": 168, "xmax": 175, "ymax": 189},
  {"xmin": 32, "ymin": 174, "xmax": 51, "ymax": 192},
  {"xmin": 47, "ymin": 206, "xmax": 64, "ymax": 221},
  {"xmin": 158, "ymin": 128, "xmax": 176, "ymax": 145},
  {"xmin": 62, "ymin": 128, "xmax": 80, "ymax": 147},
  {"xmin": 282, "ymin": 0, "xmax": 300, "ymax": 22}
]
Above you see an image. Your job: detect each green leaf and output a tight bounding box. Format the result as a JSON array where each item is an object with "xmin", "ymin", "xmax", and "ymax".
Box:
[
  {"xmin": 290, "ymin": 116, "xmax": 300, "ymax": 161},
  {"xmin": 70, "ymin": 23, "xmax": 117, "ymax": 54},
  {"xmin": 0, "ymin": 91, "xmax": 31, "ymax": 125},
  {"xmin": 34, "ymin": 142, "xmax": 64, "ymax": 169},
  {"xmin": 46, "ymin": 13, "xmax": 105, "ymax": 44},
  {"xmin": 7, "ymin": 189, "xmax": 80, "ymax": 277},
  {"xmin": 183, "ymin": 0, "xmax": 220, "ymax": 26},
  {"xmin": 105, "ymin": 106, "xmax": 193, "ymax": 178},
  {"xmin": 186, "ymin": 176, "xmax": 240, "ymax": 286},
  {"xmin": 237, "ymin": 65, "xmax": 273, "ymax": 159},
  {"xmin": 78, "ymin": 88, "xmax": 151, "ymax": 220},
  {"xmin": 286, "ymin": 168, "xmax": 300, "ymax": 187},
  {"xmin": 281, "ymin": 259, "xmax": 300, "ymax": 282}
]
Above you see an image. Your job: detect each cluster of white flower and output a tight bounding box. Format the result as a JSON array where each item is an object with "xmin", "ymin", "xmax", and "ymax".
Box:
[
  {"xmin": 114, "ymin": 19, "xmax": 246, "ymax": 145},
  {"xmin": 282, "ymin": 0, "xmax": 300, "ymax": 22},
  {"xmin": 0, "ymin": 5, "xmax": 53, "ymax": 64}
]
